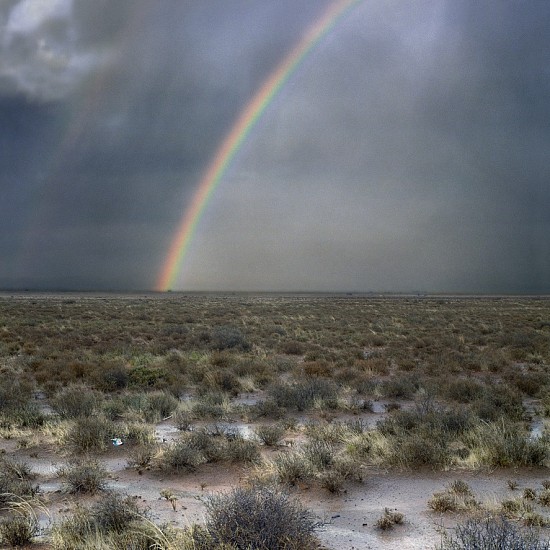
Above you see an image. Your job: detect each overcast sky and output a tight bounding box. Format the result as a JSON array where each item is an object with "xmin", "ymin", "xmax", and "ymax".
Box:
[{"xmin": 1, "ymin": 0, "xmax": 549, "ymax": 293}]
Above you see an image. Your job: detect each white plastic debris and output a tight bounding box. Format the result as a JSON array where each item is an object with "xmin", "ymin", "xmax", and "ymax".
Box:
[{"xmin": 111, "ymin": 438, "xmax": 123, "ymax": 446}]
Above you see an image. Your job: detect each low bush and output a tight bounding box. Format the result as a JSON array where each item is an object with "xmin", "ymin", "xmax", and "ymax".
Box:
[
  {"xmin": 210, "ymin": 325, "xmax": 251, "ymax": 351},
  {"xmin": 91, "ymin": 492, "xmax": 141, "ymax": 533},
  {"xmin": 269, "ymin": 379, "xmax": 339, "ymax": 411},
  {"xmin": 273, "ymin": 452, "xmax": 313, "ymax": 486},
  {"xmin": 126, "ymin": 442, "xmax": 157, "ymax": 469},
  {"xmin": 253, "ymin": 399, "xmax": 286, "ymax": 419},
  {"xmin": 437, "ymin": 514, "xmax": 550, "ymax": 549},
  {"xmin": 144, "ymin": 391, "xmax": 179, "ymax": 422},
  {"xmin": 51, "ymin": 492, "xmax": 155, "ymax": 549},
  {"xmin": 302, "ymin": 440, "xmax": 336, "ymax": 471},
  {"xmin": 463, "ymin": 419, "xmax": 547, "ymax": 467},
  {"xmin": 128, "ymin": 365, "xmax": 168, "ymax": 389},
  {"xmin": 58, "ymin": 457, "xmax": 108, "ymax": 494},
  {"xmin": 173, "ymin": 407, "xmax": 194, "ymax": 431},
  {"xmin": 63, "ymin": 415, "xmax": 116, "ymax": 453},
  {"xmin": 0, "ymin": 372, "xmax": 34, "ymax": 413},
  {"xmin": 444, "ymin": 378, "xmax": 486, "ymax": 403},
  {"xmin": 203, "ymin": 485, "xmax": 320, "ymax": 549},
  {"xmin": 3, "ymin": 403, "xmax": 46, "ymax": 429},
  {"xmin": 428, "ymin": 481, "xmax": 479, "ymax": 513},
  {"xmin": 225, "ymin": 436, "xmax": 261, "ymax": 464},
  {"xmin": 318, "ymin": 469, "xmax": 345, "ymax": 494},
  {"xmin": 539, "ymin": 489, "xmax": 550, "ymax": 507},
  {"xmin": 0, "ymin": 509, "xmax": 39, "ymax": 548},
  {"xmin": 254, "ymin": 424, "xmax": 285, "ymax": 446},
  {"xmin": 472, "ymin": 385, "xmax": 524, "ymax": 421},
  {"xmin": 191, "ymin": 392, "xmax": 229, "ymax": 420},
  {"xmin": 160, "ymin": 440, "xmax": 206, "ymax": 472},
  {"xmin": 51, "ymin": 385, "xmax": 102, "ymax": 419},
  {"xmin": 0, "ymin": 458, "xmax": 38, "ymax": 502}
]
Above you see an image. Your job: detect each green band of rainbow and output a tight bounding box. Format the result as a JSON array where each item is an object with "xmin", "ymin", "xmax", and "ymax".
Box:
[{"xmin": 156, "ymin": 0, "xmax": 361, "ymax": 291}]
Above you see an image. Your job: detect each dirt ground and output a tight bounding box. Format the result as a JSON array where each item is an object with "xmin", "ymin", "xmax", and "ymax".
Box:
[{"xmin": 3, "ymin": 412, "xmax": 549, "ymax": 549}]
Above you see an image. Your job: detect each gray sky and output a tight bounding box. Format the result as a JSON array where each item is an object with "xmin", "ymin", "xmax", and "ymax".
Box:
[{"xmin": 1, "ymin": 0, "xmax": 549, "ymax": 293}]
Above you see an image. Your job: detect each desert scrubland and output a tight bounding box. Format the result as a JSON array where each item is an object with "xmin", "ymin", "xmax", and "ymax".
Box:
[{"xmin": 0, "ymin": 292, "xmax": 549, "ymax": 549}]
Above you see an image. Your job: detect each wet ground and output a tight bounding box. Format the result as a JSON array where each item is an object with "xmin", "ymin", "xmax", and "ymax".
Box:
[{"xmin": 1, "ymin": 397, "xmax": 548, "ymax": 549}]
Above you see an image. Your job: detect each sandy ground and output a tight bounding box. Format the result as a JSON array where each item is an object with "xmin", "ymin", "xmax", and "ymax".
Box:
[{"xmin": 2, "ymin": 411, "xmax": 549, "ymax": 549}]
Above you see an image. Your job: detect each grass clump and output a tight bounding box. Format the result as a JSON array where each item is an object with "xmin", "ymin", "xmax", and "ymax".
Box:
[
  {"xmin": 375, "ymin": 507, "xmax": 404, "ymax": 530},
  {"xmin": 462, "ymin": 419, "xmax": 547, "ymax": 467},
  {"xmin": 50, "ymin": 492, "xmax": 165, "ymax": 549},
  {"xmin": 273, "ymin": 452, "xmax": 313, "ymax": 486},
  {"xmin": 160, "ymin": 440, "xmax": 206, "ymax": 472},
  {"xmin": 51, "ymin": 385, "xmax": 103, "ymax": 419},
  {"xmin": 203, "ymin": 485, "xmax": 320, "ymax": 549},
  {"xmin": 428, "ymin": 481, "xmax": 479, "ymax": 513},
  {"xmin": 269, "ymin": 379, "xmax": 339, "ymax": 411},
  {"xmin": 62, "ymin": 415, "xmax": 116, "ymax": 453},
  {"xmin": 0, "ymin": 499, "xmax": 42, "ymax": 548},
  {"xmin": 254, "ymin": 423, "xmax": 286, "ymax": 446},
  {"xmin": 0, "ymin": 458, "xmax": 38, "ymax": 502}
]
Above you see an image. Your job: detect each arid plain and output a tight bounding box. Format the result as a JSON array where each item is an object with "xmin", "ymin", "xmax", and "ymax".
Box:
[{"xmin": 0, "ymin": 293, "xmax": 549, "ymax": 548}]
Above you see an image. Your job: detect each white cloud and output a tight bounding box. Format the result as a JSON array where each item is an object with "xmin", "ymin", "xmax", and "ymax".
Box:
[
  {"xmin": 6, "ymin": 0, "xmax": 72, "ymax": 35},
  {"xmin": 0, "ymin": 0, "xmax": 110, "ymax": 101}
]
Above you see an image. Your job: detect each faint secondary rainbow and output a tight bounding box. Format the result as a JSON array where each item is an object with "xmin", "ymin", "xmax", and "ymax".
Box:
[{"xmin": 156, "ymin": 0, "xmax": 362, "ymax": 291}]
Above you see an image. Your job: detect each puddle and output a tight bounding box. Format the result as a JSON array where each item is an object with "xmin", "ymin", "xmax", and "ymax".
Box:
[
  {"xmin": 233, "ymin": 393, "xmax": 262, "ymax": 406},
  {"xmin": 155, "ymin": 422, "xmax": 180, "ymax": 443},
  {"xmin": 530, "ymin": 417, "xmax": 545, "ymax": 440}
]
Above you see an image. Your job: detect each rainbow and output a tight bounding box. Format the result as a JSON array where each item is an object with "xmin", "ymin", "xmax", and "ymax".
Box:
[{"xmin": 155, "ymin": 0, "xmax": 362, "ymax": 291}]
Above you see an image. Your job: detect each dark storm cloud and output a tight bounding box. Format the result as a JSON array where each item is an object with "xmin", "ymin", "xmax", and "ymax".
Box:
[
  {"xmin": 1, "ymin": 0, "xmax": 549, "ymax": 291},
  {"xmin": 183, "ymin": 0, "xmax": 549, "ymax": 293}
]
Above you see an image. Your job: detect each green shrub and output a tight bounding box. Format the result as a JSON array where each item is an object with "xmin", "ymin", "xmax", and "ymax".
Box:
[
  {"xmin": 0, "ymin": 372, "xmax": 34, "ymax": 412},
  {"xmin": 173, "ymin": 407, "xmax": 194, "ymax": 431},
  {"xmin": 127, "ymin": 442, "xmax": 158, "ymax": 468},
  {"xmin": 444, "ymin": 378, "xmax": 486, "ymax": 403},
  {"xmin": 51, "ymin": 493, "xmax": 152, "ymax": 549},
  {"xmin": 253, "ymin": 399, "xmax": 286, "ymax": 419},
  {"xmin": 388, "ymin": 432, "xmax": 451, "ymax": 468},
  {"xmin": 428, "ymin": 482, "xmax": 478, "ymax": 513},
  {"xmin": 225, "ymin": 437, "xmax": 261, "ymax": 464},
  {"xmin": 100, "ymin": 365, "xmax": 129, "ymax": 391},
  {"xmin": 318, "ymin": 469, "xmax": 345, "ymax": 494},
  {"xmin": 128, "ymin": 365, "xmax": 167, "ymax": 388},
  {"xmin": 379, "ymin": 377, "xmax": 417, "ymax": 399},
  {"xmin": 302, "ymin": 440, "xmax": 336, "ymax": 471},
  {"xmin": 473, "ymin": 385, "xmax": 523, "ymax": 421}
]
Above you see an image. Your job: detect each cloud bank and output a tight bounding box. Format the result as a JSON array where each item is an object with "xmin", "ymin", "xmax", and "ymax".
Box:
[{"xmin": 1, "ymin": 0, "xmax": 549, "ymax": 292}]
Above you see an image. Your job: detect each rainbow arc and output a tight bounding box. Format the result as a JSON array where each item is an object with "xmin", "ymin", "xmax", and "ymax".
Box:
[{"xmin": 156, "ymin": 0, "xmax": 361, "ymax": 291}]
